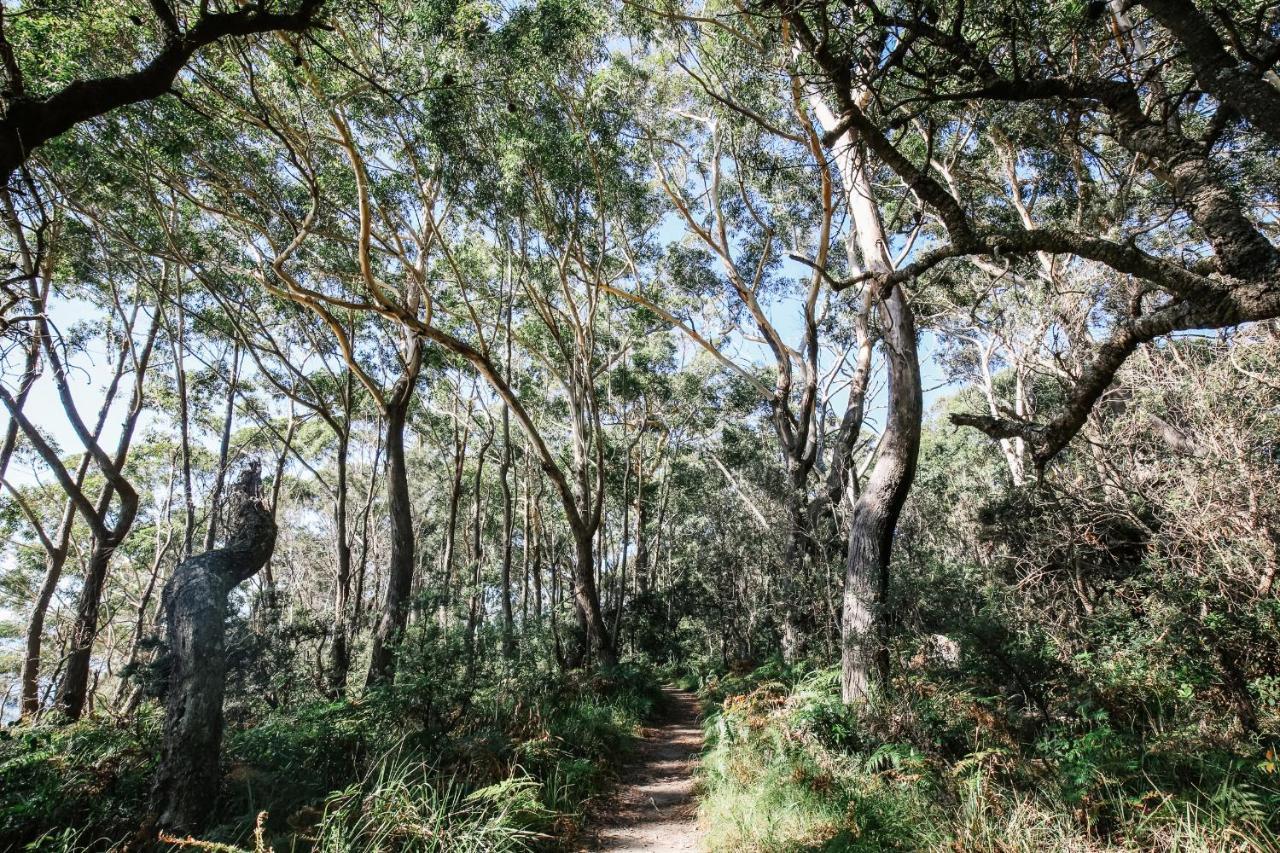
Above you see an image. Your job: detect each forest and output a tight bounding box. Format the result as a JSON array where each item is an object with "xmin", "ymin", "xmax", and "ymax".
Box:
[{"xmin": 0, "ymin": 0, "xmax": 1278, "ymax": 849}]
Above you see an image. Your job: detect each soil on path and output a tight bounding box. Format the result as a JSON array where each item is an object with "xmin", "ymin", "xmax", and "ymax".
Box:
[{"xmin": 587, "ymin": 686, "xmax": 703, "ymax": 852}]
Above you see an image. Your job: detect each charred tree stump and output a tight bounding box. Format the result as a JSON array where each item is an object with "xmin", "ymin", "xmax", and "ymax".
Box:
[{"xmin": 152, "ymin": 463, "xmax": 277, "ymax": 835}]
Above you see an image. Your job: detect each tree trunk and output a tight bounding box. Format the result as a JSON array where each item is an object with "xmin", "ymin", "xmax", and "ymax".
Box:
[
  {"xmin": 21, "ymin": 547, "xmax": 69, "ymax": 718},
  {"xmin": 56, "ymin": 532, "xmax": 123, "ymax": 719},
  {"xmin": 366, "ymin": 373, "xmax": 418, "ymax": 687},
  {"xmin": 327, "ymin": 429, "xmax": 353, "ymax": 697},
  {"xmin": 465, "ymin": 430, "xmax": 492, "ymax": 655},
  {"xmin": 572, "ymin": 527, "xmax": 617, "ymax": 668},
  {"xmin": 634, "ymin": 462, "xmax": 650, "ymax": 596},
  {"xmin": 172, "ymin": 297, "xmax": 196, "ymax": 561},
  {"xmin": 499, "ymin": 407, "xmax": 515, "ymax": 658},
  {"xmin": 780, "ymin": 459, "xmax": 813, "ymax": 662},
  {"xmin": 439, "ymin": 410, "xmax": 468, "ymax": 629},
  {"xmin": 841, "ymin": 283, "xmax": 922, "ymax": 704},
  {"xmin": 153, "ymin": 465, "xmax": 276, "ymax": 835},
  {"xmin": 203, "ymin": 343, "xmax": 241, "ymax": 551}
]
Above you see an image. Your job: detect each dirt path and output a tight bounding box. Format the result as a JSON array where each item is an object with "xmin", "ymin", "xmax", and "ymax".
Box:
[{"xmin": 587, "ymin": 686, "xmax": 703, "ymax": 852}]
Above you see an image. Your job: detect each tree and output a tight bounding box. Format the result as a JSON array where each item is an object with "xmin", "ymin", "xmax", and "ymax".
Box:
[
  {"xmin": 0, "ymin": 0, "xmax": 327, "ymax": 188},
  {"xmin": 152, "ymin": 463, "xmax": 276, "ymax": 834}
]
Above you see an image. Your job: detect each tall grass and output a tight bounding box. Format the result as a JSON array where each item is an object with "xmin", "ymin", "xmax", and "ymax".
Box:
[{"xmin": 309, "ymin": 751, "xmax": 552, "ymax": 852}]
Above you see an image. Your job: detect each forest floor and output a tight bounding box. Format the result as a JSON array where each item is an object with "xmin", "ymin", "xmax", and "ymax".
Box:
[{"xmin": 586, "ymin": 686, "xmax": 704, "ymax": 852}]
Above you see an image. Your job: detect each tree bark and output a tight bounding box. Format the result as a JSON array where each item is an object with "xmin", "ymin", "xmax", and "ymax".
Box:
[
  {"xmin": 499, "ymin": 406, "xmax": 515, "ymax": 658},
  {"xmin": 326, "ymin": 427, "xmax": 353, "ymax": 697},
  {"xmin": 153, "ymin": 465, "xmax": 277, "ymax": 835},
  {"xmin": 572, "ymin": 527, "xmax": 617, "ymax": 668},
  {"xmin": 366, "ymin": 361, "xmax": 421, "ymax": 687},
  {"xmin": 841, "ymin": 283, "xmax": 922, "ymax": 704}
]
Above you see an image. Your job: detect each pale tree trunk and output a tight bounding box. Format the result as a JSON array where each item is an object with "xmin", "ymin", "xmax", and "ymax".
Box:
[
  {"xmin": 841, "ymin": 283, "xmax": 921, "ymax": 703},
  {"xmin": 499, "ymin": 406, "xmax": 515, "ymax": 658},
  {"xmin": 807, "ymin": 95, "xmax": 924, "ymax": 705},
  {"xmin": 203, "ymin": 342, "xmax": 242, "ymax": 552},
  {"xmin": 153, "ymin": 465, "xmax": 276, "ymax": 835}
]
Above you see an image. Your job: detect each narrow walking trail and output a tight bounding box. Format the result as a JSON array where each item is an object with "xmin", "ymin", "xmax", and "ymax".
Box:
[{"xmin": 588, "ymin": 686, "xmax": 703, "ymax": 852}]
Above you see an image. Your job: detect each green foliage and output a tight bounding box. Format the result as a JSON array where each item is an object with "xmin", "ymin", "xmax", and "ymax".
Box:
[
  {"xmin": 0, "ymin": 636, "xmax": 662, "ymax": 851},
  {"xmin": 696, "ymin": 662, "xmax": 1280, "ymax": 852},
  {"xmin": 0, "ymin": 709, "xmax": 161, "ymax": 849}
]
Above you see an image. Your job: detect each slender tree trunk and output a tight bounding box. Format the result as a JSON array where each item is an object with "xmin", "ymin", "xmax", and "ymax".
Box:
[
  {"xmin": 172, "ymin": 297, "xmax": 196, "ymax": 561},
  {"xmin": 153, "ymin": 466, "xmax": 276, "ymax": 835},
  {"xmin": 465, "ymin": 430, "xmax": 492, "ymax": 655},
  {"xmin": 634, "ymin": 466, "xmax": 650, "ymax": 596},
  {"xmin": 203, "ymin": 343, "xmax": 242, "ymax": 551},
  {"xmin": 499, "ymin": 407, "xmax": 515, "ymax": 657},
  {"xmin": 439, "ymin": 409, "xmax": 468, "ymax": 629},
  {"xmin": 531, "ymin": 499, "xmax": 544, "ymax": 622},
  {"xmin": 54, "ymin": 311, "xmax": 161, "ymax": 720},
  {"xmin": 16, "ymin": 346, "xmax": 128, "ymax": 719},
  {"xmin": 20, "ymin": 532, "xmax": 71, "ymax": 717},
  {"xmin": 327, "ymin": 428, "xmax": 353, "ymax": 697},
  {"xmin": 352, "ymin": 420, "xmax": 382, "ymax": 631},
  {"xmin": 56, "ymin": 530, "xmax": 123, "ymax": 718}
]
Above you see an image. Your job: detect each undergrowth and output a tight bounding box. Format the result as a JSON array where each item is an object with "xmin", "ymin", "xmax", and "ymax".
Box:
[
  {"xmin": 694, "ymin": 660, "xmax": 1280, "ymax": 852},
  {"xmin": 0, "ymin": 649, "xmax": 662, "ymax": 852}
]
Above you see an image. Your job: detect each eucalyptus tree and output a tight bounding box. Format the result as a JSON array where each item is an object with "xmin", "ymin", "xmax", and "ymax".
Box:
[
  {"xmin": 770, "ymin": 0, "xmax": 1280, "ymax": 699},
  {"xmin": 775, "ymin": 0, "xmax": 1280, "ymax": 466},
  {"xmin": 620, "ymin": 10, "xmax": 890, "ymax": 661},
  {"xmin": 0, "ymin": 165, "xmax": 174, "ymax": 719},
  {"xmin": 171, "ymin": 0, "xmax": 656, "ymax": 669},
  {"xmin": 0, "ymin": 0, "xmax": 328, "ymax": 189},
  {"xmin": 622, "ymin": 1, "xmax": 928, "ymax": 692}
]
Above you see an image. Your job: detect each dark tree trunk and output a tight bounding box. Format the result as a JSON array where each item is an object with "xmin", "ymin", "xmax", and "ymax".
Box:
[
  {"xmin": 634, "ymin": 463, "xmax": 651, "ymax": 596},
  {"xmin": 54, "ymin": 531, "xmax": 124, "ymax": 719},
  {"xmin": 153, "ymin": 465, "xmax": 277, "ymax": 835},
  {"xmin": 780, "ymin": 461, "xmax": 812, "ymax": 662},
  {"xmin": 841, "ymin": 284, "xmax": 922, "ymax": 704},
  {"xmin": 572, "ymin": 528, "xmax": 617, "ymax": 668},
  {"xmin": 366, "ymin": 370, "xmax": 419, "ymax": 687},
  {"xmin": 439, "ymin": 411, "xmax": 468, "ymax": 628},
  {"xmin": 21, "ymin": 546, "xmax": 69, "ymax": 717},
  {"xmin": 326, "ymin": 429, "xmax": 353, "ymax": 697}
]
